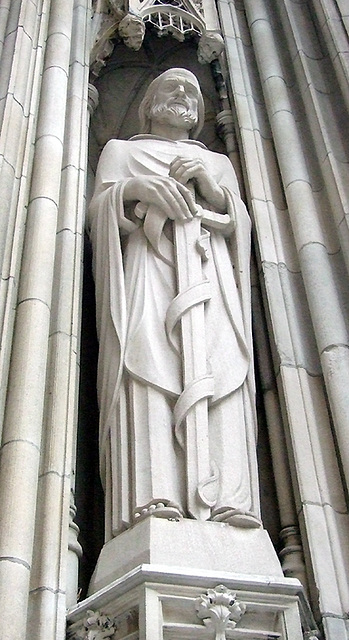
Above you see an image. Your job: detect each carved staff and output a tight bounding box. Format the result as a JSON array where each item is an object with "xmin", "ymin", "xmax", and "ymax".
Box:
[
  {"xmin": 137, "ymin": 188, "xmax": 232, "ymax": 520},
  {"xmin": 166, "ymin": 182, "xmax": 216, "ymax": 520}
]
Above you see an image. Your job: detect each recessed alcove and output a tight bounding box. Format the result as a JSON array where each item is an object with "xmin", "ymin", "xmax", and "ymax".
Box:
[{"xmin": 76, "ymin": 30, "xmax": 281, "ymax": 598}]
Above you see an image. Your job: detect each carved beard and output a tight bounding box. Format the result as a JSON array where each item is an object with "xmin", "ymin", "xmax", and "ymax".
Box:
[{"xmin": 149, "ymin": 102, "xmax": 198, "ymax": 131}]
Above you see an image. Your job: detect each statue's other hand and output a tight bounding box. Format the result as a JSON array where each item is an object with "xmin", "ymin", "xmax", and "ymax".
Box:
[
  {"xmin": 123, "ymin": 175, "xmax": 197, "ymax": 221},
  {"xmin": 169, "ymin": 156, "xmax": 226, "ymax": 213}
]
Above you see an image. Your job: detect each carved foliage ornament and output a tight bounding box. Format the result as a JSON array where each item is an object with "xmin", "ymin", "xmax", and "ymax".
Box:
[
  {"xmin": 67, "ymin": 610, "xmax": 118, "ymax": 640},
  {"xmin": 196, "ymin": 585, "xmax": 246, "ymax": 640}
]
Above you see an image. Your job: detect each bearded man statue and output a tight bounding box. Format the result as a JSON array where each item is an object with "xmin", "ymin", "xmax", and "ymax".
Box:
[{"xmin": 88, "ymin": 68, "xmax": 261, "ymax": 541}]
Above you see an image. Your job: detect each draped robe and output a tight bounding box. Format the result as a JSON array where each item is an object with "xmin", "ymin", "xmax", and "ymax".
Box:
[{"xmin": 88, "ymin": 136, "xmax": 260, "ymax": 538}]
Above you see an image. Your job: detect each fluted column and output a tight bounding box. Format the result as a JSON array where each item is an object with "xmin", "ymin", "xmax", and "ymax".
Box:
[
  {"xmin": 0, "ymin": 0, "xmax": 48, "ymax": 434},
  {"xmin": 308, "ymin": 0, "xmax": 349, "ymax": 112},
  {"xmin": 244, "ymin": 0, "xmax": 349, "ymax": 502},
  {"xmin": 218, "ymin": 0, "xmax": 349, "ymax": 636},
  {"xmin": 26, "ymin": 1, "xmax": 91, "ymax": 638},
  {"xmin": 251, "ymin": 264, "xmax": 308, "ymax": 594},
  {"xmin": 0, "ymin": 1, "xmax": 74, "ymax": 638}
]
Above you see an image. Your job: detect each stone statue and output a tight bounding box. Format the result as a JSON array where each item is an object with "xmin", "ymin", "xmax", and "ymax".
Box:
[
  {"xmin": 197, "ymin": 32, "xmax": 224, "ymax": 64},
  {"xmin": 118, "ymin": 14, "xmax": 145, "ymax": 51},
  {"xmin": 88, "ymin": 68, "xmax": 261, "ymax": 540}
]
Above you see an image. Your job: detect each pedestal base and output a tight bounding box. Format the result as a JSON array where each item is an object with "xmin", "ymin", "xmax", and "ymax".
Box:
[
  {"xmin": 68, "ymin": 564, "xmax": 304, "ymax": 640},
  {"xmin": 67, "ymin": 520, "xmax": 306, "ymax": 640},
  {"xmin": 88, "ymin": 518, "xmax": 284, "ymax": 594}
]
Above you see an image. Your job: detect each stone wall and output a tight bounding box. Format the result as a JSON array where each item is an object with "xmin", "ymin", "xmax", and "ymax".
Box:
[{"xmin": 0, "ymin": 1, "xmax": 348, "ymax": 639}]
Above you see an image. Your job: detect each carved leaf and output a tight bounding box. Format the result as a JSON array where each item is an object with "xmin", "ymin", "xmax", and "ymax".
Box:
[{"xmin": 196, "ymin": 585, "xmax": 246, "ymax": 640}]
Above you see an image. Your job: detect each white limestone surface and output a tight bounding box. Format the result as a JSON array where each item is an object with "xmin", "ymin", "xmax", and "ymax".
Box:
[{"xmin": 88, "ymin": 517, "xmax": 283, "ymax": 594}]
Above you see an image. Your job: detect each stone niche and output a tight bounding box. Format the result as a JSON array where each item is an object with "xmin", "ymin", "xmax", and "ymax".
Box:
[
  {"xmin": 76, "ymin": 29, "xmax": 282, "ymax": 598},
  {"xmin": 70, "ymin": 27, "xmax": 304, "ymax": 640},
  {"xmin": 88, "ymin": 32, "xmax": 226, "ymax": 174}
]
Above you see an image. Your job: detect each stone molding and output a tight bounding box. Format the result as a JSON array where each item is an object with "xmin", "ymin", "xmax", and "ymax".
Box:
[
  {"xmin": 88, "ymin": 84, "xmax": 100, "ymax": 116},
  {"xmin": 67, "ymin": 564, "xmax": 305, "ymax": 640}
]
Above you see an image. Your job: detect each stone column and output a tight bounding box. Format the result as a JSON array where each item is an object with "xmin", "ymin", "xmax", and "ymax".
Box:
[
  {"xmin": 251, "ymin": 262, "xmax": 309, "ymax": 594},
  {"xmin": 0, "ymin": 1, "xmax": 74, "ymax": 638},
  {"xmin": 0, "ymin": 0, "xmax": 49, "ymax": 431},
  {"xmin": 245, "ymin": 0, "xmax": 349, "ymax": 495},
  {"xmin": 217, "ymin": 0, "xmax": 349, "ymax": 636},
  {"xmin": 26, "ymin": 1, "xmax": 92, "ymax": 638}
]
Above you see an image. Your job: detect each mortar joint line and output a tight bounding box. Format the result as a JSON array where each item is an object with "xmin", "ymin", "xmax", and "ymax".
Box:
[
  {"xmin": 298, "ymin": 240, "xmax": 341, "ymax": 256},
  {"xmin": 0, "ymin": 556, "xmax": 31, "ymax": 570},
  {"xmin": 27, "ymin": 194, "xmax": 58, "ymax": 209},
  {"xmin": 46, "ymin": 30, "xmax": 71, "ymax": 43},
  {"xmin": 298, "ymin": 500, "xmax": 348, "ymax": 516},
  {"xmin": 29, "ymin": 585, "xmax": 66, "ymax": 595},
  {"xmin": 17, "ymin": 296, "xmax": 51, "ymax": 311},
  {"xmin": 0, "ymin": 438, "xmax": 40, "ymax": 453},
  {"xmin": 34, "ymin": 132, "xmax": 64, "ymax": 146},
  {"xmin": 321, "ymin": 342, "xmax": 349, "ymax": 355},
  {"xmin": 276, "ymin": 362, "xmax": 322, "ymax": 378},
  {"xmin": 43, "ymin": 63, "xmax": 69, "ymax": 79},
  {"xmin": 38, "ymin": 469, "xmax": 71, "ymax": 480}
]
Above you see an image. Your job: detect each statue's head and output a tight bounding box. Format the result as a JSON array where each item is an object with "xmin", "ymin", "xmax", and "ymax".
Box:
[
  {"xmin": 119, "ymin": 14, "xmax": 145, "ymax": 51},
  {"xmin": 138, "ymin": 68, "xmax": 205, "ymax": 139},
  {"xmin": 197, "ymin": 32, "xmax": 224, "ymax": 64}
]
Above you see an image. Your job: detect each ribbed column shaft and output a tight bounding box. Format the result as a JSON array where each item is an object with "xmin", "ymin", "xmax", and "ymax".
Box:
[
  {"xmin": 244, "ymin": 0, "xmax": 349, "ymax": 495},
  {"xmin": 0, "ymin": 0, "xmax": 47, "ymax": 436},
  {"xmin": 0, "ymin": 1, "xmax": 74, "ymax": 638},
  {"xmin": 0, "ymin": 0, "xmax": 21, "ymax": 105},
  {"xmin": 27, "ymin": 0, "xmax": 90, "ymax": 636},
  {"xmin": 278, "ymin": 0, "xmax": 349, "ymax": 278},
  {"xmin": 252, "ymin": 276, "xmax": 297, "ymax": 530},
  {"xmin": 309, "ymin": 0, "xmax": 349, "ymax": 113}
]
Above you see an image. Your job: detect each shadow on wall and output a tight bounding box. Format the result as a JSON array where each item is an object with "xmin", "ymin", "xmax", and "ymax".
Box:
[{"xmin": 76, "ymin": 234, "xmax": 104, "ymax": 599}]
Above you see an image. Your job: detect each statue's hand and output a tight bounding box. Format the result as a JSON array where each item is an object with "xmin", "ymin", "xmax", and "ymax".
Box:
[
  {"xmin": 123, "ymin": 175, "xmax": 197, "ymax": 221},
  {"xmin": 169, "ymin": 156, "xmax": 226, "ymax": 213}
]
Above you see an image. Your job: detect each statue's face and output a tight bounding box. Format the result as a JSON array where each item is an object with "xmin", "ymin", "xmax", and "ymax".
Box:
[
  {"xmin": 121, "ymin": 23, "xmax": 145, "ymax": 51},
  {"xmin": 197, "ymin": 34, "xmax": 224, "ymax": 64},
  {"xmin": 150, "ymin": 74, "xmax": 200, "ymax": 132}
]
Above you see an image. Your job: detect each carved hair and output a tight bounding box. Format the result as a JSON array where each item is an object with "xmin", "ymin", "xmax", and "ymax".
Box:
[{"xmin": 138, "ymin": 68, "xmax": 205, "ymax": 139}]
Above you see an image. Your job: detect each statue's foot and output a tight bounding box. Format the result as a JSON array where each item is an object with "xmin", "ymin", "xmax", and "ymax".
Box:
[
  {"xmin": 210, "ymin": 507, "xmax": 262, "ymax": 529},
  {"xmin": 134, "ymin": 500, "xmax": 183, "ymax": 524}
]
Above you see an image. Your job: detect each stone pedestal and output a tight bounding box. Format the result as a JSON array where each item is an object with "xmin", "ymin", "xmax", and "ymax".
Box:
[
  {"xmin": 88, "ymin": 518, "xmax": 283, "ymax": 593},
  {"xmin": 67, "ymin": 519, "xmax": 306, "ymax": 640}
]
